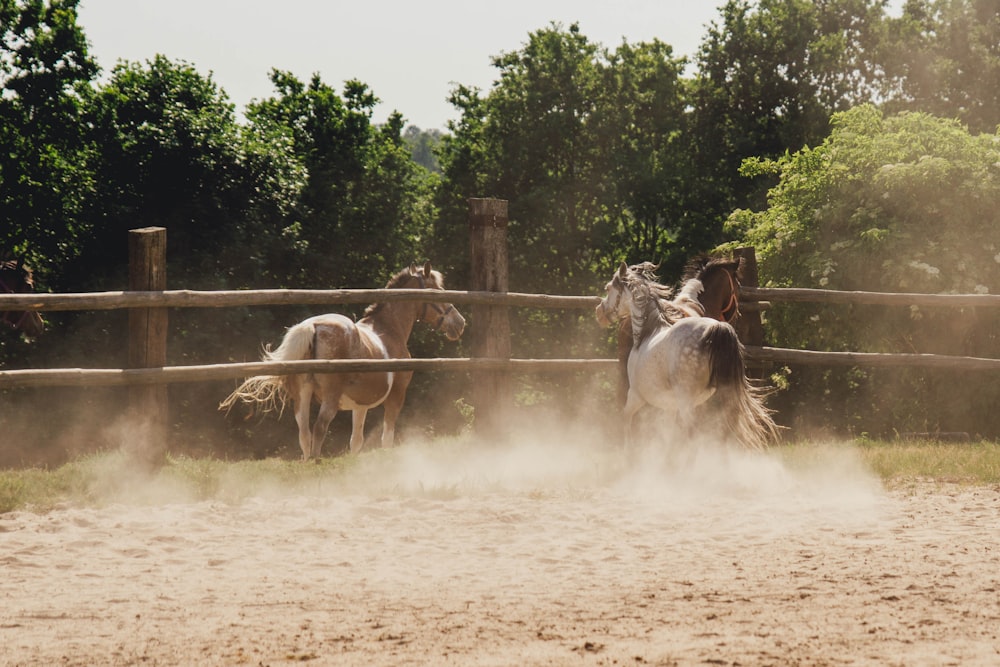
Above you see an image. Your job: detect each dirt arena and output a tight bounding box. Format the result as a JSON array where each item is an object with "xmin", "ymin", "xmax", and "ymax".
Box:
[{"xmin": 1, "ymin": 437, "xmax": 998, "ymax": 666}]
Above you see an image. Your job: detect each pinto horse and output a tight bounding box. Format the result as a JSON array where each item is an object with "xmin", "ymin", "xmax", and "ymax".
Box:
[
  {"xmin": 596, "ymin": 261, "xmax": 776, "ymax": 451},
  {"xmin": 614, "ymin": 256, "xmax": 742, "ymax": 405},
  {"xmin": 221, "ymin": 262, "xmax": 466, "ymax": 459},
  {"xmin": 0, "ymin": 257, "xmax": 45, "ymax": 338}
]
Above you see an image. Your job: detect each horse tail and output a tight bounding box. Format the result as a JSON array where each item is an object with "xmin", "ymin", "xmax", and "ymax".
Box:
[
  {"xmin": 704, "ymin": 322, "xmax": 779, "ymax": 450},
  {"xmin": 261, "ymin": 318, "xmax": 316, "ymax": 363},
  {"xmin": 218, "ymin": 319, "xmax": 317, "ymax": 416}
]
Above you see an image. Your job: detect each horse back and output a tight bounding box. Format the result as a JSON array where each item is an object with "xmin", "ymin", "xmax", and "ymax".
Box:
[
  {"xmin": 312, "ymin": 317, "xmax": 389, "ymax": 362},
  {"xmin": 638, "ymin": 317, "xmax": 742, "ymax": 386},
  {"xmin": 314, "ymin": 317, "xmax": 396, "ymax": 409}
]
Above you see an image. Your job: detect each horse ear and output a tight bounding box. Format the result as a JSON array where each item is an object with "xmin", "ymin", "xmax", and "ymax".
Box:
[
  {"xmin": 422, "ymin": 261, "xmax": 432, "ymax": 277},
  {"xmin": 618, "ymin": 261, "xmax": 628, "ymax": 277},
  {"xmin": 408, "ymin": 262, "xmax": 418, "ymax": 275}
]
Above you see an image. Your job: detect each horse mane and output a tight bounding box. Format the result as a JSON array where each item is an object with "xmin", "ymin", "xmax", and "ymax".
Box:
[
  {"xmin": 622, "ymin": 264, "xmax": 686, "ymax": 347},
  {"xmin": 362, "ymin": 265, "xmax": 444, "ymax": 318},
  {"xmin": 682, "ymin": 254, "xmax": 743, "ymax": 284},
  {"xmin": 0, "ymin": 257, "xmax": 35, "ymax": 290}
]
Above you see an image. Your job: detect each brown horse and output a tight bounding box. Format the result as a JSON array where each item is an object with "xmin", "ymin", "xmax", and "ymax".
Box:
[
  {"xmin": 613, "ymin": 256, "xmax": 742, "ymax": 406},
  {"xmin": 221, "ymin": 262, "xmax": 466, "ymax": 459},
  {"xmin": 0, "ymin": 257, "xmax": 45, "ymax": 338}
]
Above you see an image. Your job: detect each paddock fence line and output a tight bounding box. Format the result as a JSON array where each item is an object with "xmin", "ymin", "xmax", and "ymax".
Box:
[
  {"xmin": 739, "ymin": 286, "xmax": 1000, "ymax": 308},
  {"xmin": 2, "ymin": 207, "xmax": 999, "ymax": 458},
  {"xmin": 3, "ymin": 282, "xmax": 1000, "ymax": 390},
  {"xmin": 0, "ymin": 287, "xmax": 598, "ymax": 312}
]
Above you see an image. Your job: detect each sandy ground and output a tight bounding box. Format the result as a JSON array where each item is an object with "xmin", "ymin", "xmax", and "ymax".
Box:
[{"xmin": 1, "ymin": 438, "xmax": 998, "ymax": 667}]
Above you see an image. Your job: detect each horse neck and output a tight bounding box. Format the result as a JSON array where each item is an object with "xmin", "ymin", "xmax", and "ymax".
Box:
[
  {"xmin": 699, "ymin": 267, "xmax": 738, "ymax": 321},
  {"xmin": 626, "ymin": 283, "xmax": 665, "ymax": 348},
  {"xmin": 672, "ymin": 278, "xmax": 706, "ymax": 317},
  {"xmin": 359, "ymin": 301, "xmax": 420, "ymax": 355}
]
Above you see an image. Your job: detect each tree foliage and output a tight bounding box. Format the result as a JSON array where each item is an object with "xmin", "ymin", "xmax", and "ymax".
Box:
[
  {"xmin": 246, "ymin": 71, "xmax": 433, "ymax": 290},
  {"xmin": 77, "ymin": 56, "xmax": 305, "ymax": 291},
  {"xmin": 726, "ymin": 104, "xmax": 1000, "ymax": 435},
  {"xmin": 0, "ymin": 0, "xmax": 96, "ymax": 279},
  {"xmin": 437, "ymin": 24, "xmax": 694, "ymax": 295},
  {"xmin": 689, "ymin": 0, "xmax": 888, "ymax": 221},
  {"xmin": 881, "ymin": 0, "xmax": 1000, "ymax": 133}
]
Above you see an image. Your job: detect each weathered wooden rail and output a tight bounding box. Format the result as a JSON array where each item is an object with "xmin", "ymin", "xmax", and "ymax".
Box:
[
  {"xmin": 0, "ymin": 287, "xmax": 597, "ymax": 311},
  {"xmin": 740, "ymin": 285, "xmax": 1000, "ymax": 308},
  {"xmin": 3, "ymin": 280, "xmax": 999, "ymax": 389},
  {"xmin": 2, "ymin": 263, "xmax": 999, "ymax": 390}
]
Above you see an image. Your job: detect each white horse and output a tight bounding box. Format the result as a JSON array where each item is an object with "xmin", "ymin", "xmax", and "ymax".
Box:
[{"xmin": 596, "ymin": 261, "xmax": 777, "ymax": 451}]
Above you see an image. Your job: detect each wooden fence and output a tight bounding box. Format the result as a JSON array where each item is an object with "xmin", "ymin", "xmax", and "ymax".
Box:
[
  {"xmin": 2, "ymin": 200, "xmax": 1000, "ymax": 451},
  {"xmin": 4, "ymin": 284, "xmax": 999, "ymax": 387},
  {"xmin": 5, "ymin": 285, "xmax": 999, "ymax": 386}
]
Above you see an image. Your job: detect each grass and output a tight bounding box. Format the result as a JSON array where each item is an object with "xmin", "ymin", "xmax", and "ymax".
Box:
[
  {"xmin": 777, "ymin": 438, "xmax": 1000, "ymax": 487},
  {"xmin": 1, "ymin": 438, "xmax": 998, "ymax": 514},
  {"xmin": 0, "ymin": 450, "xmax": 368, "ymax": 514}
]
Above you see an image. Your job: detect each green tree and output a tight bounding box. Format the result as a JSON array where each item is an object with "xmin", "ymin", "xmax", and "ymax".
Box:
[
  {"xmin": 0, "ymin": 0, "xmax": 97, "ymax": 281},
  {"xmin": 247, "ymin": 71, "xmax": 432, "ymax": 290},
  {"xmin": 597, "ymin": 39, "xmax": 692, "ymax": 275},
  {"xmin": 403, "ymin": 126, "xmax": 443, "ymax": 174},
  {"xmin": 483, "ymin": 23, "xmax": 610, "ymax": 296},
  {"xmin": 690, "ymin": 0, "xmax": 888, "ymax": 224},
  {"xmin": 437, "ymin": 24, "xmax": 694, "ymax": 294},
  {"xmin": 726, "ymin": 105, "xmax": 1000, "ymax": 436},
  {"xmin": 881, "ymin": 0, "xmax": 1000, "ymax": 133},
  {"xmin": 79, "ymin": 55, "xmax": 304, "ymax": 291}
]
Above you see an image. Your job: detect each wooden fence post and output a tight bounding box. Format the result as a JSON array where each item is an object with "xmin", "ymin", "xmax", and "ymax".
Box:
[
  {"xmin": 467, "ymin": 198, "xmax": 512, "ymax": 441},
  {"xmin": 128, "ymin": 227, "xmax": 168, "ymax": 467}
]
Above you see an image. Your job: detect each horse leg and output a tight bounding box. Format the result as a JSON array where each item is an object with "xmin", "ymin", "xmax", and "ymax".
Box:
[
  {"xmin": 309, "ymin": 399, "xmax": 338, "ymax": 459},
  {"xmin": 379, "ymin": 371, "xmax": 412, "ymax": 448},
  {"xmin": 349, "ymin": 408, "xmax": 369, "ymax": 454},
  {"xmin": 293, "ymin": 379, "xmax": 315, "ymax": 461},
  {"xmin": 622, "ymin": 390, "xmax": 645, "ymax": 452},
  {"xmin": 616, "ymin": 318, "xmax": 633, "ymax": 408}
]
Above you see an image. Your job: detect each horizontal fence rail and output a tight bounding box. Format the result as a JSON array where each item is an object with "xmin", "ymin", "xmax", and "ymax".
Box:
[
  {"xmin": 2, "ymin": 285, "xmax": 999, "ymax": 390},
  {"xmin": 3, "ymin": 349, "xmax": 998, "ymax": 389},
  {"xmin": 0, "ymin": 289, "xmax": 599, "ymax": 311},
  {"xmin": 5, "ymin": 285, "xmax": 1000, "ymax": 312},
  {"xmin": 744, "ymin": 346, "xmax": 1000, "ymax": 372},
  {"xmin": 0, "ymin": 358, "xmax": 619, "ymax": 389},
  {"xmin": 740, "ymin": 286, "xmax": 1000, "ymax": 308}
]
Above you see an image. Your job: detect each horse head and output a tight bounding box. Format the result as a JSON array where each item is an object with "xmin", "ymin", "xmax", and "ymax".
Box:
[
  {"xmin": 0, "ymin": 256, "xmax": 45, "ymax": 338},
  {"xmin": 681, "ymin": 255, "xmax": 742, "ymax": 323},
  {"xmin": 596, "ymin": 261, "xmax": 634, "ymax": 327},
  {"xmin": 410, "ymin": 261, "xmax": 466, "ymax": 341}
]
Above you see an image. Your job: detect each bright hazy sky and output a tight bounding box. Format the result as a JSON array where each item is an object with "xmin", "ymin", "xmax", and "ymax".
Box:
[
  {"xmin": 76, "ymin": 0, "xmax": 731, "ymax": 130},
  {"xmin": 77, "ymin": 1, "xmax": 904, "ymax": 131}
]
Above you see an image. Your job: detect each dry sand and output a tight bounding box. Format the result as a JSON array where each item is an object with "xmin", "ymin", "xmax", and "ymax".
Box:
[{"xmin": 1, "ymin": 437, "xmax": 998, "ymax": 666}]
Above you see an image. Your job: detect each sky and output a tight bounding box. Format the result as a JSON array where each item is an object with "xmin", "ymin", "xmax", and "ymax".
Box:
[{"xmin": 76, "ymin": 0, "xmax": 732, "ymax": 131}]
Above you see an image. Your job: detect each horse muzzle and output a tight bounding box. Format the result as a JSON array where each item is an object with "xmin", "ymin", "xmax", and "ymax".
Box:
[
  {"xmin": 595, "ymin": 301, "xmax": 614, "ymax": 328},
  {"xmin": 442, "ymin": 311, "xmax": 466, "ymax": 341}
]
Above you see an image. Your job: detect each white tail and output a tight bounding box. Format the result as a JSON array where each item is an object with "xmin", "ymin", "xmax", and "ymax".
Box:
[
  {"xmin": 218, "ymin": 319, "xmax": 317, "ymax": 416},
  {"xmin": 262, "ymin": 319, "xmax": 316, "ymax": 363}
]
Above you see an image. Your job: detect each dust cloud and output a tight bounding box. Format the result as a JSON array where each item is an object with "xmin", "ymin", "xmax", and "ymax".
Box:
[
  {"xmin": 60, "ymin": 404, "xmax": 889, "ymax": 530},
  {"xmin": 20, "ymin": 410, "xmax": 1000, "ymax": 667}
]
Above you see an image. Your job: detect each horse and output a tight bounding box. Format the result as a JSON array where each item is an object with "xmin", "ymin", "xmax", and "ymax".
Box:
[
  {"xmin": 220, "ymin": 262, "xmax": 466, "ymax": 460},
  {"xmin": 0, "ymin": 257, "xmax": 45, "ymax": 338},
  {"xmin": 596, "ymin": 261, "xmax": 776, "ymax": 451},
  {"xmin": 614, "ymin": 255, "xmax": 742, "ymax": 405}
]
